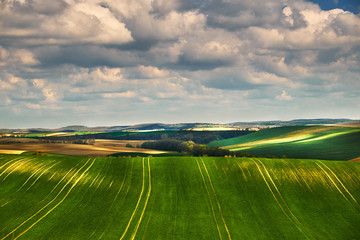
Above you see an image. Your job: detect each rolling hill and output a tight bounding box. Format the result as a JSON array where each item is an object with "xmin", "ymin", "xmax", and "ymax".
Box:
[
  {"xmin": 0, "ymin": 154, "xmax": 359, "ymax": 239},
  {"xmin": 1, "ymin": 118, "xmax": 358, "ymax": 134},
  {"xmin": 208, "ymin": 126, "xmax": 360, "ymax": 161}
]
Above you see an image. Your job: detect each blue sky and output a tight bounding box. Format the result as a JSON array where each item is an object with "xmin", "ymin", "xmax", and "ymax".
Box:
[
  {"xmin": 0, "ymin": 0, "xmax": 359, "ymax": 128},
  {"xmin": 309, "ymin": 0, "xmax": 359, "ymax": 13}
]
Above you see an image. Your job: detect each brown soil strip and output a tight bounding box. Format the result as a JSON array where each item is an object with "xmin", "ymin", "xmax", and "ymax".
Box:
[
  {"xmin": 0, "ymin": 139, "xmax": 168, "ymax": 157},
  {"xmin": 349, "ymin": 157, "xmax": 360, "ymax": 162}
]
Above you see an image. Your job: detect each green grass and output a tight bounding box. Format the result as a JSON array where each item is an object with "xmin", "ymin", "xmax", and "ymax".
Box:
[
  {"xmin": 208, "ymin": 126, "xmax": 309, "ymax": 147},
  {"xmin": 209, "ymin": 126, "xmax": 360, "ymax": 160},
  {"xmin": 0, "ymin": 154, "xmax": 359, "ymax": 239}
]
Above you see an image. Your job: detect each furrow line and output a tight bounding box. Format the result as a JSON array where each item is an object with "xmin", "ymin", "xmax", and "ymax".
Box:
[
  {"xmin": 200, "ymin": 158, "xmax": 231, "ymax": 240},
  {"xmin": 315, "ymin": 162, "xmax": 353, "ymax": 207},
  {"xmin": 256, "ymin": 159, "xmax": 303, "ymax": 226},
  {"xmin": 39, "ymin": 159, "xmax": 107, "ymax": 240},
  {"xmin": 18, "ymin": 161, "xmax": 54, "ymax": 191},
  {"xmin": 112, "ymin": 159, "xmax": 130, "ymax": 205},
  {"xmin": 141, "ymin": 211, "xmax": 152, "ymax": 240},
  {"xmin": 130, "ymin": 158, "xmax": 152, "ymax": 240},
  {"xmin": 0, "ymin": 162, "xmax": 57, "ymax": 207},
  {"xmin": 25, "ymin": 163, "xmax": 58, "ymax": 191},
  {"xmin": 317, "ymin": 161, "xmax": 360, "ymax": 208},
  {"xmin": 13, "ymin": 158, "xmax": 96, "ymax": 240},
  {"xmin": 1, "ymin": 158, "xmax": 33, "ymax": 181},
  {"xmin": 92, "ymin": 158, "xmax": 130, "ymax": 239},
  {"xmin": 237, "ymin": 162, "xmax": 248, "ymax": 182},
  {"xmin": 0, "ymin": 158, "xmax": 92, "ymax": 240},
  {"xmin": 0, "ymin": 157, "xmax": 22, "ymax": 172},
  {"xmin": 119, "ymin": 158, "xmax": 146, "ymax": 240},
  {"xmin": 195, "ymin": 158, "xmax": 223, "ymax": 240},
  {"xmin": 250, "ymin": 159, "xmax": 309, "ymax": 239},
  {"xmin": 0, "ymin": 159, "xmax": 85, "ymax": 234}
]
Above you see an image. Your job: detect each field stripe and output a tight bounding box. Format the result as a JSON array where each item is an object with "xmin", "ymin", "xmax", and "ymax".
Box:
[
  {"xmin": 119, "ymin": 158, "xmax": 147, "ymax": 240},
  {"xmin": 0, "ymin": 158, "xmax": 33, "ymax": 181},
  {"xmin": 141, "ymin": 211, "xmax": 152, "ymax": 240},
  {"xmin": 12, "ymin": 158, "xmax": 96, "ymax": 240},
  {"xmin": 250, "ymin": 159, "xmax": 309, "ymax": 239},
  {"xmin": 91, "ymin": 158, "xmax": 131, "ymax": 239},
  {"xmin": 315, "ymin": 162, "xmax": 359, "ymax": 209},
  {"xmin": 200, "ymin": 158, "xmax": 232, "ymax": 240},
  {"xmin": 315, "ymin": 162, "xmax": 350, "ymax": 203},
  {"xmin": 130, "ymin": 157, "xmax": 152, "ymax": 240},
  {"xmin": 0, "ymin": 160, "xmax": 85, "ymax": 234},
  {"xmin": 0, "ymin": 158, "xmax": 93, "ymax": 240},
  {"xmin": 237, "ymin": 162, "xmax": 248, "ymax": 182},
  {"xmin": 317, "ymin": 161, "xmax": 360, "ymax": 208},
  {"xmin": 18, "ymin": 161, "xmax": 55, "ymax": 190},
  {"xmin": 0, "ymin": 160, "xmax": 46, "ymax": 202},
  {"xmin": 195, "ymin": 158, "xmax": 223, "ymax": 240},
  {"xmin": 0, "ymin": 162, "xmax": 58, "ymax": 207},
  {"xmin": 256, "ymin": 159, "xmax": 303, "ymax": 225},
  {"xmin": 25, "ymin": 163, "xmax": 58, "ymax": 191},
  {"xmin": 0, "ymin": 157, "xmax": 22, "ymax": 172}
]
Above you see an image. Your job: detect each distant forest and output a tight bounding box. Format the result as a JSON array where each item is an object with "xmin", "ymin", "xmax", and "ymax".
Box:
[
  {"xmin": 141, "ymin": 139, "xmax": 257, "ymax": 157},
  {"xmin": 33, "ymin": 130, "xmax": 254, "ymax": 144}
]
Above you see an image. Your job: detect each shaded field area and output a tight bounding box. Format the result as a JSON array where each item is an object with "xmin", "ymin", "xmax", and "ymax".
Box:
[
  {"xmin": 209, "ymin": 126, "xmax": 360, "ymax": 160},
  {"xmin": 0, "ymin": 155, "xmax": 359, "ymax": 239},
  {"xmin": 0, "ymin": 139, "xmax": 167, "ymax": 157}
]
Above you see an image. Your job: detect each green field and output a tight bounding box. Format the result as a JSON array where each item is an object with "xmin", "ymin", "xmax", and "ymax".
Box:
[
  {"xmin": 0, "ymin": 154, "xmax": 360, "ymax": 239},
  {"xmin": 209, "ymin": 126, "xmax": 360, "ymax": 160}
]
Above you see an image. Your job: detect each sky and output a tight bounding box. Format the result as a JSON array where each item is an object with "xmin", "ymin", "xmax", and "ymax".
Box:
[{"xmin": 0, "ymin": 0, "xmax": 360, "ymax": 128}]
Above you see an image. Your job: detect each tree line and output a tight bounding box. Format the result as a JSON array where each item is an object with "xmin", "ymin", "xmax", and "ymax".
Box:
[
  {"xmin": 141, "ymin": 139, "xmax": 256, "ymax": 157},
  {"xmin": 38, "ymin": 138, "xmax": 95, "ymax": 145},
  {"xmin": 61, "ymin": 130, "xmax": 253, "ymax": 144}
]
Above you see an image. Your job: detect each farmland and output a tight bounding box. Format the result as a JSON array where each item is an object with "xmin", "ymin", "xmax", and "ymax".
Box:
[
  {"xmin": 0, "ymin": 139, "xmax": 168, "ymax": 157},
  {"xmin": 0, "ymin": 154, "xmax": 359, "ymax": 239},
  {"xmin": 209, "ymin": 126, "xmax": 360, "ymax": 160}
]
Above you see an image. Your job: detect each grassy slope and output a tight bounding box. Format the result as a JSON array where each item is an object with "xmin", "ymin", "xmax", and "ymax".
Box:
[
  {"xmin": 208, "ymin": 126, "xmax": 309, "ymax": 147},
  {"xmin": 209, "ymin": 126, "xmax": 360, "ymax": 160},
  {"xmin": 0, "ymin": 155, "xmax": 359, "ymax": 239}
]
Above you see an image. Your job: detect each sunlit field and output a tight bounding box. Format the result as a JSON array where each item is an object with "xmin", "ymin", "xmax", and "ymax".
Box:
[
  {"xmin": 209, "ymin": 126, "xmax": 360, "ymax": 160},
  {"xmin": 0, "ymin": 154, "xmax": 359, "ymax": 239}
]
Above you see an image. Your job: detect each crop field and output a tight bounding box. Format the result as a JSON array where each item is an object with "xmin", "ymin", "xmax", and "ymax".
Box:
[
  {"xmin": 0, "ymin": 154, "xmax": 360, "ymax": 239},
  {"xmin": 0, "ymin": 139, "xmax": 167, "ymax": 157},
  {"xmin": 209, "ymin": 126, "xmax": 360, "ymax": 160},
  {"xmin": 24, "ymin": 132, "xmax": 102, "ymax": 138}
]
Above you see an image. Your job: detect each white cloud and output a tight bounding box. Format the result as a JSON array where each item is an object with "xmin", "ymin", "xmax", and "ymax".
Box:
[
  {"xmin": 0, "ymin": 0, "xmax": 133, "ymax": 46},
  {"xmin": 0, "ymin": 0, "xmax": 360, "ymax": 126},
  {"xmin": 102, "ymin": 91, "xmax": 137, "ymax": 98},
  {"xmin": 25, "ymin": 103, "xmax": 63, "ymax": 110},
  {"xmin": 276, "ymin": 91, "xmax": 293, "ymax": 101},
  {"xmin": 138, "ymin": 65, "xmax": 169, "ymax": 78},
  {"xmin": 12, "ymin": 49, "xmax": 39, "ymax": 65},
  {"xmin": 91, "ymin": 67, "xmax": 123, "ymax": 83},
  {"xmin": 32, "ymin": 79, "xmax": 46, "ymax": 88},
  {"xmin": 42, "ymin": 87, "xmax": 58, "ymax": 102},
  {"xmin": 0, "ymin": 80, "xmax": 13, "ymax": 90}
]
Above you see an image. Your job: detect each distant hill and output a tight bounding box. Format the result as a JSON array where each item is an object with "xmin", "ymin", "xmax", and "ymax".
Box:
[
  {"xmin": 1, "ymin": 118, "xmax": 359, "ymax": 134},
  {"xmin": 228, "ymin": 118, "xmax": 358, "ymax": 128},
  {"xmin": 209, "ymin": 125, "xmax": 360, "ymax": 161}
]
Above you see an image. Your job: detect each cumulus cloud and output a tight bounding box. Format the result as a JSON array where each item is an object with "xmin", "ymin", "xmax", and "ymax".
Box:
[
  {"xmin": 276, "ymin": 91, "xmax": 293, "ymax": 101},
  {"xmin": 0, "ymin": 0, "xmax": 360, "ymax": 127},
  {"xmin": 0, "ymin": 0, "xmax": 133, "ymax": 46},
  {"xmin": 102, "ymin": 91, "xmax": 137, "ymax": 99}
]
